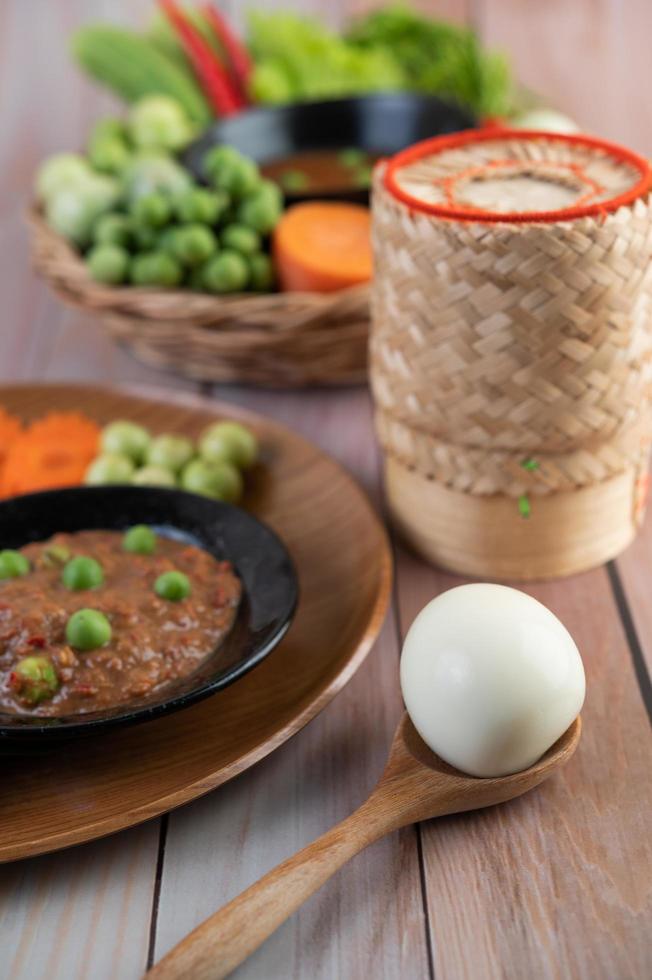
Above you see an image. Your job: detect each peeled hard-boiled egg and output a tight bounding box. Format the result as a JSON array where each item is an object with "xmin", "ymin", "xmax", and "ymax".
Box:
[{"xmin": 400, "ymin": 584, "xmax": 585, "ymax": 778}]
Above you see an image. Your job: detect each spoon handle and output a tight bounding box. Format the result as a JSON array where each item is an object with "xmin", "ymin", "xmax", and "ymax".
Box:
[{"xmin": 146, "ymin": 798, "xmax": 391, "ymax": 980}]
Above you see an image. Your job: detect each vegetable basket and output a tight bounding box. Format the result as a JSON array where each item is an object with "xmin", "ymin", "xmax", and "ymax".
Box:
[
  {"xmin": 28, "ymin": 207, "xmax": 370, "ymax": 387},
  {"xmin": 371, "ymin": 130, "xmax": 652, "ymax": 580}
]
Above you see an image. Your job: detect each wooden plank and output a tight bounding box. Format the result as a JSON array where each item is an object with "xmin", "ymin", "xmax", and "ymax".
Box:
[
  {"xmin": 394, "ymin": 546, "xmax": 652, "ymax": 978},
  {"xmin": 612, "ymin": 510, "xmax": 652, "ymax": 679},
  {"xmin": 0, "ymin": 3, "xmax": 172, "ymax": 979},
  {"xmin": 0, "ymin": 824, "xmax": 159, "ymax": 980},
  {"xmin": 479, "ymin": 0, "xmax": 652, "ymax": 154},
  {"xmin": 152, "ymin": 388, "xmax": 432, "ymax": 980},
  {"xmin": 152, "ymin": 620, "xmax": 428, "ymax": 980},
  {"xmin": 40, "ymin": 306, "xmax": 199, "ymax": 390}
]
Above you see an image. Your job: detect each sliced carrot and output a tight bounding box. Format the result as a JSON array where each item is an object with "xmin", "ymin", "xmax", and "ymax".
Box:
[
  {"xmin": 0, "ymin": 412, "xmax": 100, "ymax": 499},
  {"xmin": 25, "ymin": 412, "xmax": 100, "ymax": 452},
  {"xmin": 273, "ymin": 202, "xmax": 372, "ymax": 293},
  {"xmin": 1, "ymin": 446, "xmax": 90, "ymax": 497}
]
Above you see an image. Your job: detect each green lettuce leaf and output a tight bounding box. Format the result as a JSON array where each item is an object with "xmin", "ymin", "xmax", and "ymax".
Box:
[
  {"xmin": 347, "ymin": 5, "xmax": 513, "ymax": 117},
  {"xmin": 247, "ymin": 11, "xmax": 406, "ymax": 104}
]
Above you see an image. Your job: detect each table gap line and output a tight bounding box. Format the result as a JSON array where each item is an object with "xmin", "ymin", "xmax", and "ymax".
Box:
[
  {"xmin": 606, "ymin": 561, "xmax": 652, "ymax": 727},
  {"xmin": 416, "ymin": 823, "xmax": 437, "ymax": 980},
  {"xmin": 389, "ymin": 568, "xmax": 436, "ymax": 980},
  {"xmin": 146, "ymin": 813, "xmax": 169, "ymax": 970}
]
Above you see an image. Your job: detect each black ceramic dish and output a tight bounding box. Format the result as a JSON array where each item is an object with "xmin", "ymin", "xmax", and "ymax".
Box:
[
  {"xmin": 183, "ymin": 92, "xmax": 476, "ymax": 203},
  {"xmin": 0, "ymin": 486, "xmax": 298, "ymax": 743}
]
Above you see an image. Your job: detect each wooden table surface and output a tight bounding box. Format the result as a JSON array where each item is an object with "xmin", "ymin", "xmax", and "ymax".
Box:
[{"xmin": 1, "ymin": 2, "xmax": 652, "ymax": 978}]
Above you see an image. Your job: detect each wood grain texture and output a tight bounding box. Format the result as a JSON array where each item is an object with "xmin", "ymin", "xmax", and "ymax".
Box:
[
  {"xmin": 151, "ymin": 387, "xmax": 430, "ymax": 980},
  {"xmin": 148, "ymin": 715, "xmax": 580, "ymax": 980},
  {"xmin": 152, "ymin": 620, "xmax": 427, "ymax": 980},
  {"xmin": 0, "ymin": 825, "xmax": 159, "ymax": 980},
  {"xmin": 394, "ymin": 549, "xmax": 652, "ymax": 979}
]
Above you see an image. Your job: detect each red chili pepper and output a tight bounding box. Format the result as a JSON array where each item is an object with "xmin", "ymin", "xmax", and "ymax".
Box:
[
  {"xmin": 28, "ymin": 635, "xmax": 46, "ymax": 648},
  {"xmin": 201, "ymin": 4, "xmax": 252, "ymax": 105},
  {"xmin": 71, "ymin": 684, "xmax": 97, "ymax": 697},
  {"xmin": 158, "ymin": 0, "xmax": 243, "ymax": 117},
  {"xmin": 8, "ymin": 671, "xmax": 19, "ymax": 690}
]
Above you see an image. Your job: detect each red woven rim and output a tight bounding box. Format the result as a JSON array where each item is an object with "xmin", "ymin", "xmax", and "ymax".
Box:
[{"xmin": 383, "ymin": 128, "xmax": 652, "ymax": 223}]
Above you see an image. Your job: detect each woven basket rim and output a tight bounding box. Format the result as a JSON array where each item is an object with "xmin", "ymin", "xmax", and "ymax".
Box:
[
  {"xmin": 27, "ymin": 204, "xmax": 372, "ymax": 386},
  {"xmin": 383, "ymin": 128, "xmax": 652, "ymax": 224},
  {"xmin": 26, "ymin": 204, "xmax": 369, "ymax": 321}
]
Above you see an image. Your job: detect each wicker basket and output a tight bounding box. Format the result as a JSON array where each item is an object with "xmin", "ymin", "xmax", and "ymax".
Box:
[
  {"xmin": 28, "ymin": 207, "xmax": 370, "ymax": 387},
  {"xmin": 370, "ymin": 130, "xmax": 652, "ymax": 580}
]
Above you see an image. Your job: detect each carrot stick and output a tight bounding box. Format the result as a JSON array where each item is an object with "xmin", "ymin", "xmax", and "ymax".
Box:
[
  {"xmin": 201, "ymin": 4, "xmax": 252, "ymax": 105},
  {"xmin": 158, "ymin": 0, "xmax": 243, "ymax": 116}
]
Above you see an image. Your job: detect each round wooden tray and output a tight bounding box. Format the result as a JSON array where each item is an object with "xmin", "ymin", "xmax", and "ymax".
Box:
[{"xmin": 0, "ymin": 384, "xmax": 391, "ymax": 862}]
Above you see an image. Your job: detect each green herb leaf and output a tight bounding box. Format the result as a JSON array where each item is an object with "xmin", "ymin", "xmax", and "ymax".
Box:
[
  {"xmin": 338, "ymin": 148, "xmax": 367, "ymax": 168},
  {"xmin": 279, "ymin": 169, "xmax": 310, "ymax": 191},
  {"xmin": 347, "ymin": 6, "xmax": 514, "ymax": 116},
  {"xmin": 518, "ymin": 495, "xmax": 531, "ymax": 519},
  {"xmin": 353, "ymin": 165, "xmax": 374, "ymax": 188}
]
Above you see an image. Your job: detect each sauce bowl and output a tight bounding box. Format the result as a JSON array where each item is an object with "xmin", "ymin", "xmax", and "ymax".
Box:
[
  {"xmin": 0, "ymin": 487, "xmax": 298, "ymax": 743},
  {"xmin": 183, "ymin": 92, "xmax": 476, "ymax": 204}
]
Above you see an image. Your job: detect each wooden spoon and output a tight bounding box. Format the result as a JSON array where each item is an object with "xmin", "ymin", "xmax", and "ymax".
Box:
[{"xmin": 146, "ymin": 712, "xmax": 581, "ymax": 980}]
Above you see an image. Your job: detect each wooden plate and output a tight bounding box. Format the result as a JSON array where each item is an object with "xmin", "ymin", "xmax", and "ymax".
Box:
[{"xmin": 0, "ymin": 384, "xmax": 392, "ymax": 862}]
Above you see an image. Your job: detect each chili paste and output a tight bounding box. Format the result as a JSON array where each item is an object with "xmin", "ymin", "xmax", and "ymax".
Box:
[{"xmin": 0, "ymin": 529, "xmax": 241, "ymax": 716}]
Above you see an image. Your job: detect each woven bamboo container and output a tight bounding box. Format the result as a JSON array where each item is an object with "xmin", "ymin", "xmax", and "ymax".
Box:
[
  {"xmin": 28, "ymin": 208, "xmax": 369, "ymax": 387},
  {"xmin": 370, "ymin": 130, "xmax": 652, "ymax": 579}
]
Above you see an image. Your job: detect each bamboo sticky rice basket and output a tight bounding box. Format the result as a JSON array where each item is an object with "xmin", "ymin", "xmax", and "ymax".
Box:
[{"xmin": 370, "ymin": 129, "xmax": 652, "ymax": 579}]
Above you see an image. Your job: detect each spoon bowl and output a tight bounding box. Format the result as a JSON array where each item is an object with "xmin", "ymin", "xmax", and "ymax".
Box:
[
  {"xmin": 147, "ymin": 712, "xmax": 581, "ymax": 980},
  {"xmin": 380, "ymin": 713, "xmax": 582, "ymax": 827}
]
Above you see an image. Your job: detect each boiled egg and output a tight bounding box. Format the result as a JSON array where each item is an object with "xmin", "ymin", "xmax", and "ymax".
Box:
[{"xmin": 400, "ymin": 584, "xmax": 585, "ymax": 777}]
